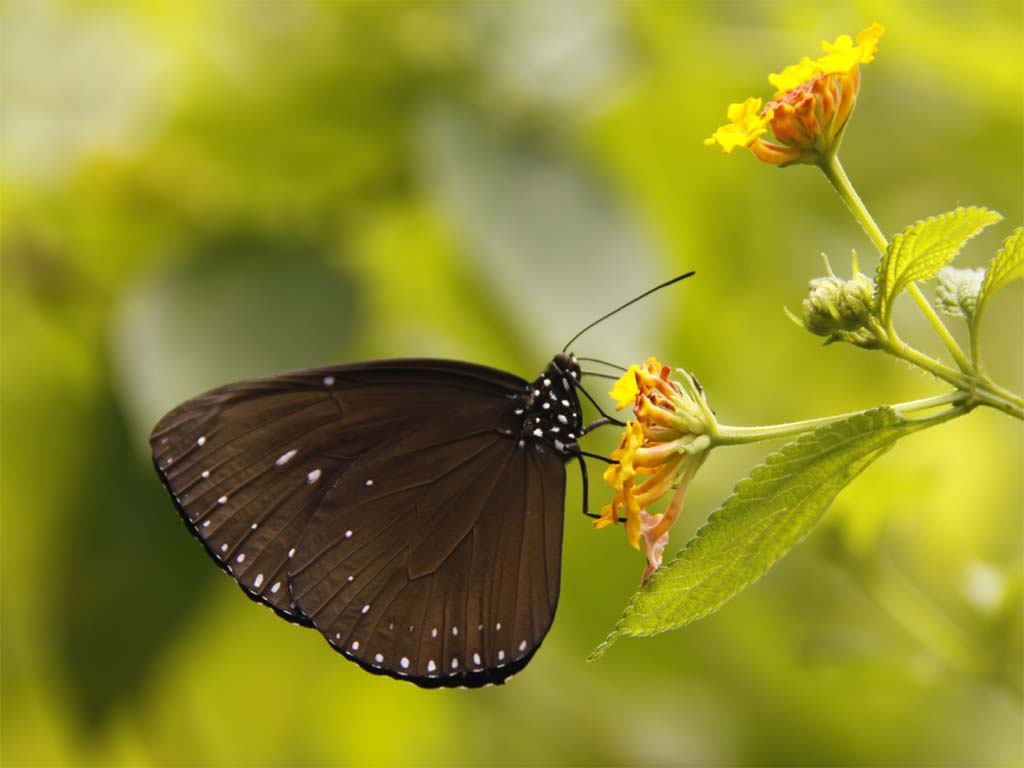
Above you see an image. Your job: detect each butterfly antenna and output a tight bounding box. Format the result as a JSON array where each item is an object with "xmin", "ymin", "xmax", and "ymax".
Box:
[
  {"xmin": 561, "ymin": 271, "xmax": 695, "ymax": 353},
  {"xmin": 576, "ymin": 356, "xmax": 627, "ymax": 372}
]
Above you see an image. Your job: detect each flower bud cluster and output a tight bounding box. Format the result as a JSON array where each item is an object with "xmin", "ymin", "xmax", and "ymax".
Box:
[{"xmin": 801, "ymin": 270, "xmax": 879, "ymax": 348}]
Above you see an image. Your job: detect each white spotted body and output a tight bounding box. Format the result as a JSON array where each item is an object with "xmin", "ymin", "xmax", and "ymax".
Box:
[{"xmin": 512, "ymin": 352, "xmax": 583, "ymax": 458}]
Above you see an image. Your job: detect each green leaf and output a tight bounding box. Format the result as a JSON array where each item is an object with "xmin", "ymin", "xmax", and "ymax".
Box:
[
  {"xmin": 976, "ymin": 227, "xmax": 1024, "ymax": 324},
  {"xmin": 590, "ymin": 408, "xmax": 923, "ymax": 660},
  {"xmin": 875, "ymin": 207, "xmax": 1002, "ymax": 326}
]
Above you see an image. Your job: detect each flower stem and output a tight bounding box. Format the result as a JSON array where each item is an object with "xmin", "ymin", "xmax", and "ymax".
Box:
[
  {"xmin": 819, "ymin": 151, "xmax": 887, "ymax": 254},
  {"xmin": 819, "ymin": 152, "xmax": 974, "ymax": 374},
  {"xmin": 711, "ymin": 391, "xmax": 969, "ymax": 446}
]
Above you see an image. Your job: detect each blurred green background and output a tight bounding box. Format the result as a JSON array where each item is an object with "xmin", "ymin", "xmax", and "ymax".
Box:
[{"xmin": 2, "ymin": 2, "xmax": 1022, "ymax": 766}]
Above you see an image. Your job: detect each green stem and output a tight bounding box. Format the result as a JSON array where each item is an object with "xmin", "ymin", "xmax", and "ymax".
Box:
[
  {"xmin": 711, "ymin": 392, "xmax": 968, "ymax": 446},
  {"xmin": 972, "ymin": 380, "xmax": 1024, "ymax": 421},
  {"xmin": 874, "ymin": 325, "xmax": 1023, "ymax": 420},
  {"xmin": 819, "ymin": 151, "xmax": 887, "ymax": 254},
  {"xmin": 819, "ymin": 152, "xmax": 974, "ymax": 374},
  {"xmin": 881, "ymin": 333, "xmax": 971, "ymax": 390}
]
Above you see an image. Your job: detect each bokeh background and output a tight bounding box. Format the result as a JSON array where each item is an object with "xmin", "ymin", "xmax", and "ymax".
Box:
[{"xmin": 2, "ymin": 2, "xmax": 1022, "ymax": 766}]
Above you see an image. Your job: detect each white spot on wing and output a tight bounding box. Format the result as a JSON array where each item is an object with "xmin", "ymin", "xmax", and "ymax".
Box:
[
  {"xmin": 344, "ymin": 530, "xmax": 353, "ymax": 539},
  {"xmin": 400, "ymin": 657, "xmax": 410, "ymax": 670},
  {"xmin": 431, "ymin": 627, "xmax": 438, "ymax": 638},
  {"xmin": 306, "ymin": 468, "xmax": 322, "ymax": 484},
  {"xmin": 451, "ymin": 627, "xmax": 458, "ymax": 637},
  {"xmin": 498, "ymin": 650, "xmax": 505, "ymax": 661},
  {"xmin": 275, "ymin": 449, "xmax": 298, "ymax": 466},
  {"xmin": 496, "ymin": 622, "xmax": 502, "ymax": 631},
  {"xmin": 236, "ymin": 553, "xmax": 245, "ymax": 564},
  {"xmin": 365, "ymin": 479, "xmax": 374, "ymax": 487},
  {"xmin": 473, "ymin": 652, "xmax": 481, "ymax": 666},
  {"xmin": 361, "ymin": 604, "xmax": 370, "ymax": 614},
  {"xmin": 201, "ymin": 470, "xmax": 210, "ymax": 479},
  {"xmin": 202, "ymin": 520, "xmax": 210, "ymax": 528},
  {"xmin": 219, "ymin": 544, "xmax": 228, "ymax": 552},
  {"xmin": 374, "ymin": 653, "xmax": 384, "ymax": 664},
  {"xmin": 271, "ymin": 582, "xmax": 281, "ymax": 594},
  {"xmin": 288, "ymin": 548, "xmax": 296, "ymax": 558},
  {"xmin": 323, "ymin": 375, "xmax": 335, "ymax": 386},
  {"xmin": 427, "ymin": 659, "xmax": 437, "ymax": 673},
  {"xmin": 518, "ymin": 640, "xmax": 527, "ymax": 652},
  {"xmin": 217, "ymin": 495, "xmax": 228, "ymax": 504},
  {"xmin": 196, "ymin": 436, "xmax": 206, "ymax": 446},
  {"xmin": 451, "ymin": 657, "xmax": 459, "ymax": 670},
  {"xmin": 351, "ymin": 640, "xmax": 360, "ymax": 650},
  {"xmin": 253, "ymin": 573, "xmax": 263, "ymax": 588}
]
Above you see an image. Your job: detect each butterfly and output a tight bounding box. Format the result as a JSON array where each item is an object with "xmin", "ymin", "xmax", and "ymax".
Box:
[{"xmin": 150, "ymin": 273, "xmax": 692, "ymax": 688}]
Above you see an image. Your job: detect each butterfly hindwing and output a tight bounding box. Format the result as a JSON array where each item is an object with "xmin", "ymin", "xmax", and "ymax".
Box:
[{"xmin": 287, "ymin": 403, "xmax": 567, "ymax": 687}]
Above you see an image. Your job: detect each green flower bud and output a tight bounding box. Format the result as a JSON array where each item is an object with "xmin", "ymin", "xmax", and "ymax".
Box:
[
  {"xmin": 801, "ymin": 269, "xmax": 879, "ymax": 348},
  {"xmin": 836, "ymin": 272, "xmax": 875, "ymax": 329},
  {"xmin": 802, "ymin": 276, "xmax": 844, "ymax": 336}
]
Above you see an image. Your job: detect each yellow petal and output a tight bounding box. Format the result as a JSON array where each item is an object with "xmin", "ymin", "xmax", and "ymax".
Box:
[
  {"xmin": 768, "ymin": 57, "xmax": 819, "ymax": 96},
  {"xmin": 818, "ymin": 22, "xmax": 884, "ymax": 74},
  {"xmin": 855, "ymin": 22, "xmax": 885, "ymax": 61},
  {"xmin": 609, "ymin": 365, "xmax": 640, "ymax": 410},
  {"xmin": 705, "ymin": 98, "xmax": 772, "ymax": 154}
]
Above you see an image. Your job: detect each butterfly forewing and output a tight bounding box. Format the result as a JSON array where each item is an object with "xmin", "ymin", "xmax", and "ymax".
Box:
[{"xmin": 151, "ymin": 361, "xmax": 527, "ymax": 620}]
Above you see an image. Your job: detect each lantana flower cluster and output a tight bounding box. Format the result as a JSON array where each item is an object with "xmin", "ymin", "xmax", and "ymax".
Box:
[
  {"xmin": 705, "ymin": 22, "xmax": 884, "ymax": 165},
  {"xmin": 596, "ymin": 359, "xmax": 713, "ymax": 581}
]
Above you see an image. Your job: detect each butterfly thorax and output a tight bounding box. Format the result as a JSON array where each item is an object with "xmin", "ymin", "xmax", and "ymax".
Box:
[{"xmin": 510, "ymin": 352, "xmax": 583, "ymax": 457}]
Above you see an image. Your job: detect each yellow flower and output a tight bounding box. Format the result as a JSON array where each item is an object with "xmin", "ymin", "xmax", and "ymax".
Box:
[
  {"xmin": 595, "ymin": 421, "xmax": 645, "ymax": 547},
  {"xmin": 703, "ymin": 98, "xmax": 773, "ymax": 155},
  {"xmin": 596, "ymin": 358, "xmax": 714, "ymax": 581},
  {"xmin": 705, "ymin": 22, "xmax": 885, "ymax": 166}
]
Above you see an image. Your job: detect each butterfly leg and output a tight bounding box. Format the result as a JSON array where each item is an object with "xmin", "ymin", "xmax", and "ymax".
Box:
[
  {"xmin": 580, "ymin": 416, "xmax": 616, "ymax": 436},
  {"xmin": 574, "ymin": 452, "xmax": 595, "ymax": 518},
  {"xmin": 576, "ymin": 384, "xmax": 627, "ymax": 427},
  {"xmin": 566, "ymin": 444, "xmax": 617, "ymax": 520}
]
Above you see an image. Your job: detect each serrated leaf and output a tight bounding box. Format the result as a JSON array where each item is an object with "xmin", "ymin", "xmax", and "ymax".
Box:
[
  {"xmin": 590, "ymin": 408, "xmax": 923, "ymax": 660},
  {"xmin": 875, "ymin": 207, "xmax": 1002, "ymax": 325},
  {"xmin": 976, "ymin": 227, "xmax": 1024, "ymax": 324}
]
